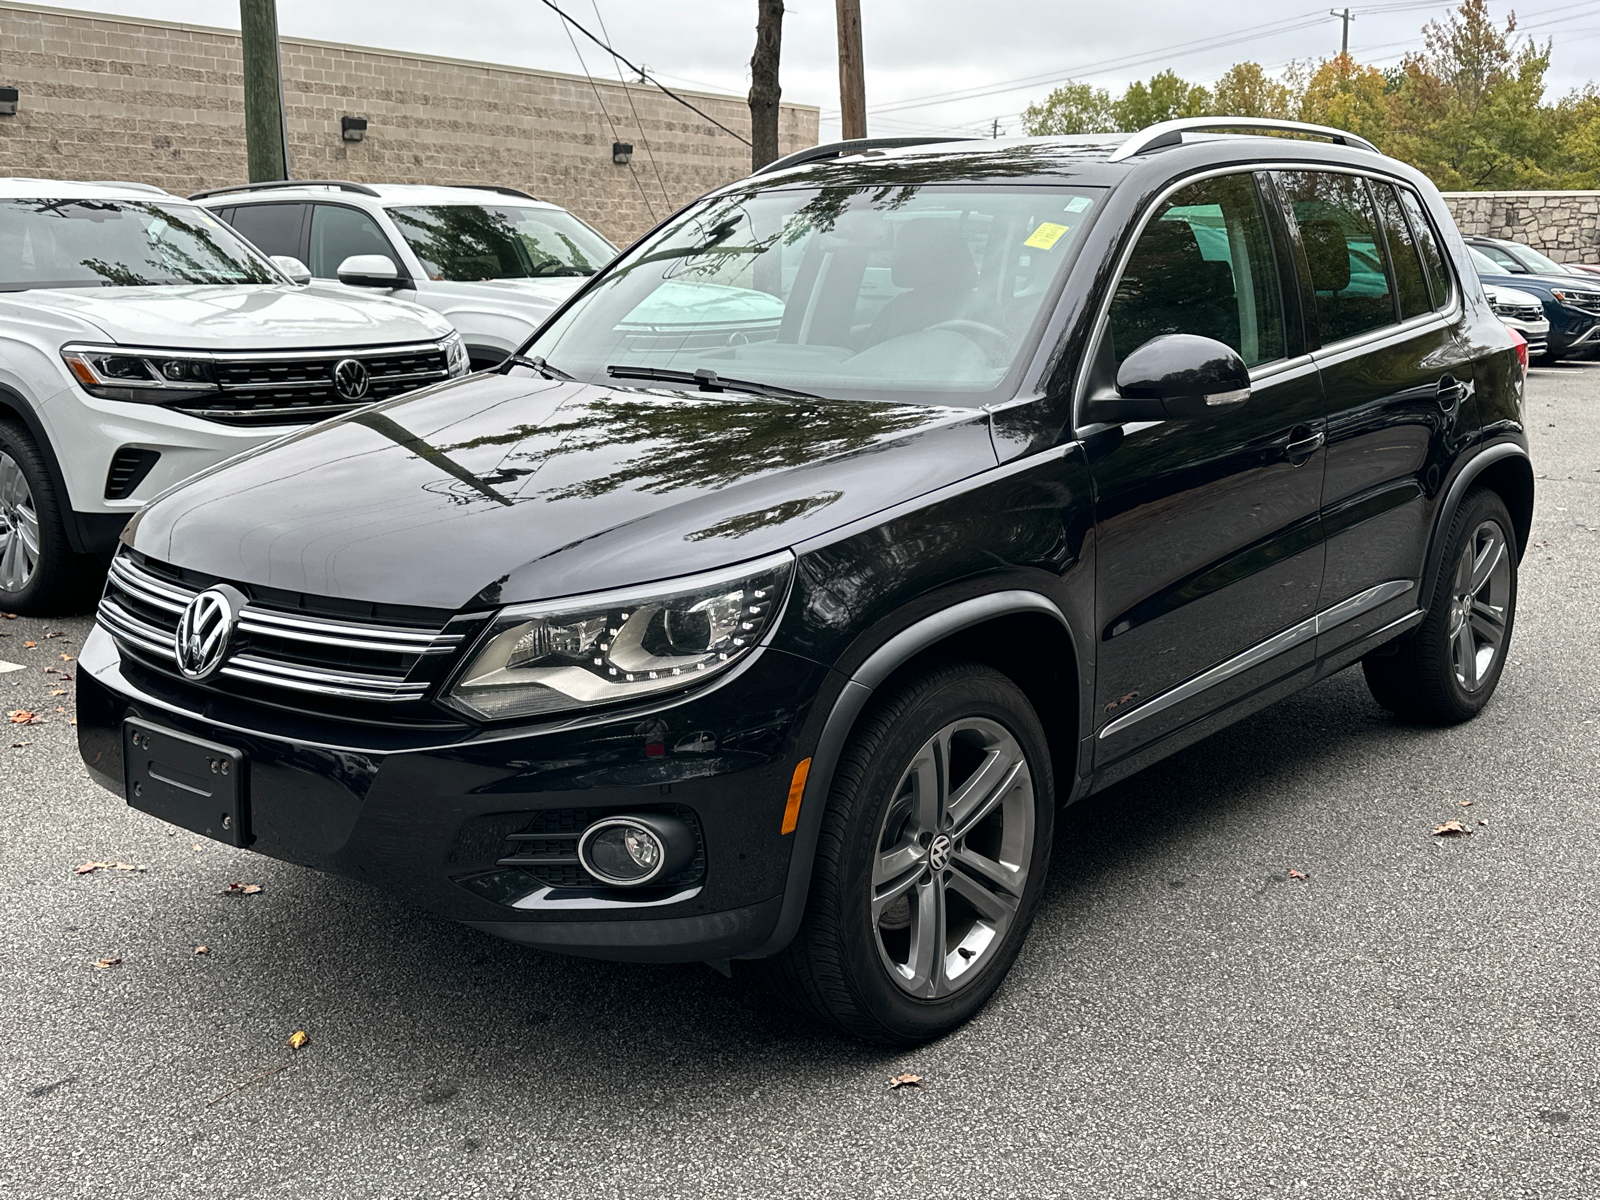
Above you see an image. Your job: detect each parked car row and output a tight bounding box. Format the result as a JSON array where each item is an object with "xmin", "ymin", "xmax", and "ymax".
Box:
[
  {"xmin": 1463, "ymin": 234, "xmax": 1600, "ymax": 363},
  {"xmin": 0, "ymin": 177, "xmax": 616, "ymax": 613}
]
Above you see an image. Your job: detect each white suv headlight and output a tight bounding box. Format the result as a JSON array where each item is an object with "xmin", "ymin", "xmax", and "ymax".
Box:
[
  {"xmin": 442, "ymin": 330, "xmax": 470, "ymax": 376},
  {"xmin": 444, "ymin": 552, "xmax": 795, "ymax": 721}
]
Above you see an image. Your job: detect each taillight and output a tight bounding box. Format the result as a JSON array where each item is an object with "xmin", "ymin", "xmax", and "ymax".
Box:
[{"xmin": 1507, "ymin": 325, "xmax": 1529, "ymax": 377}]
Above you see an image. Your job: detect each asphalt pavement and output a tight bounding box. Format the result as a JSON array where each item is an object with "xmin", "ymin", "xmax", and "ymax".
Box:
[{"xmin": 3, "ymin": 363, "xmax": 1598, "ymax": 1199}]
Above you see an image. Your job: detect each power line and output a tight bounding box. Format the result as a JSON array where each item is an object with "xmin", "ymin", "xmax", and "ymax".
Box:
[
  {"xmin": 554, "ymin": 7, "xmax": 657, "ymax": 221},
  {"xmin": 590, "ymin": 0, "xmax": 672, "ymax": 213},
  {"xmin": 538, "ymin": 0, "xmax": 751, "ymax": 147}
]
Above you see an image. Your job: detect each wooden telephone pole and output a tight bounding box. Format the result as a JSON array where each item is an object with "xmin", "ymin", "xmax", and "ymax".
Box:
[
  {"xmin": 749, "ymin": 0, "xmax": 785, "ymax": 171},
  {"xmin": 240, "ymin": 0, "xmax": 291, "ymax": 181},
  {"xmin": 836, "ymin": 0, "xmax": 866, "ymax": 140}
]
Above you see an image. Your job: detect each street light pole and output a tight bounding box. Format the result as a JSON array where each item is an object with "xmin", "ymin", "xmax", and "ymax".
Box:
[
  {"xmin": 836, "ymin": 0, "xmax": 866, "ymax": 140},
  {"xmin": 240, "ymin": 0, "xmax": 291, "ymax": 181}
]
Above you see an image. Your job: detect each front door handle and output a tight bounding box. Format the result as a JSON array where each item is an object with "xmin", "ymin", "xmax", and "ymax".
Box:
[{"xmin": 1283, "ymin": 427, "xmax": 1325, "ymax": 462}]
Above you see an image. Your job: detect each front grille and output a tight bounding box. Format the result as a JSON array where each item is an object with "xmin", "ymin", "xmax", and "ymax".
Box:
[
  {"xmin": 97, "ymin": 551, "xmax": 465, "ymax": 705},
  {"xmin": 175, "ymin": 342, "xmax": 451, "ymax": 426},
  {"xmin": 1502, "ymin": 303, "xmax": 1544, "ymax": 322}
]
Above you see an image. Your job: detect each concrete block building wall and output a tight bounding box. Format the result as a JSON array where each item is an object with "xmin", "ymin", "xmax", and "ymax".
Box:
[
  {"xmin": 0, "ymin": 2, "xmax": 820, "ymax": 245},
  {"xmin": 1443, "ymin": 191, "xmax": 1600, "ymax": 265}
]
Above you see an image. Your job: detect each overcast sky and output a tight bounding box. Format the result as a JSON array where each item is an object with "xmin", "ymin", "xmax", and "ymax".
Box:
[{"xmin": 46, "ymin": 0, "xmax": 1600, "ymax": 141}]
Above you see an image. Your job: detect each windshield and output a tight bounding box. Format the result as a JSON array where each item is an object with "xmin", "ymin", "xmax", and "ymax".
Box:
[
  {"xmin": 0, "ymin": 198, "xmax": 280, "ymax": 290},
  {"xmin": 387, "ymin": 204, "xmax": 616, "ymax": 281},
  {"xmin": 524, "ymin": 184, "xmax": 1101, "ymax": 404},
  {"xmin": 1468, "ymin": 246, "xmax": 1508, "ymax": 276},
  {"xmin": 1509, "ymin": 244, "xmax": 1572, "ymax": 275}
]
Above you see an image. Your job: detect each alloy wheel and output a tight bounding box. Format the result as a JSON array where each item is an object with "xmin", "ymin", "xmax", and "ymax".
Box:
[
  {"xmin": 0, "ymin": 450, "xmax": 41, "ymax": 594},
  {"xmin": 871, "ymin": 717, "xmax": 1036, "ymax": 999},
  {"xmin": 1448, "ymin": 519, "xmax": 1512, "ymax": 693}
]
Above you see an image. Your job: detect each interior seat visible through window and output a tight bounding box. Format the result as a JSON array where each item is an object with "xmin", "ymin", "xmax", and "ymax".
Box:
[{"xmin": 864, "ymin": 220, "xmax": 1005, "ymax": 347}]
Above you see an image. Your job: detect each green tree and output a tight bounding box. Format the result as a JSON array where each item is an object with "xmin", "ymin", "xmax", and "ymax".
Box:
[
  {"xmin": 1021, "ymin": 81, "xmax": 1116, "ymax": 135},
  {"xmin": 1113, "ymin": 70, "xmax": 1211, "ymax": 130},
  {"xmin": 1299, "ymin": 53, "xmax": 1392, "ymax": 146},
  {"xmin": 1210, "ymin": 62, "xmax": 1296, "ymax": 119}
]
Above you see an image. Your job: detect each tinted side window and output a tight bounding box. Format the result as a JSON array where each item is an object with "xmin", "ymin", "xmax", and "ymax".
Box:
[
  {"xmin": 1474, "ymin": 243, "xmax": 1522, "ymax": 271},
  {"xmin": 1398, "ymin": 189, "xmax": 1456, "ymax": 311},
  {"xmin": 227, "ymin": 203, "xmax": 306, "ymax": 260},
  {"xmin": 1108, "ymin": 173, "xmax": 1285, "ymax": 368},
  {"xmin": 309, "ymin": 204, "xmax": 398, "ymax": 278},
  {"xmin": 1371, "ymin": 182, "xmax": 1431, "ymax": 320},
  {"xmin": 1278, "ymin": 171, "xmax": 1395, "ymax": 344}
]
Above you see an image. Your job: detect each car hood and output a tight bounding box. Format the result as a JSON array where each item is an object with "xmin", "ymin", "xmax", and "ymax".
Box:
[
  {"xmin": 126, "ymin": 369, "xmax": 998, "ymax": 610},
  {"xmin": 1476, "ymin": 271, "xmax": 1586, "ymax": 295},
  {"xmin": 15, "ymin": 284, "xmax": 453, "ymax": 349}
]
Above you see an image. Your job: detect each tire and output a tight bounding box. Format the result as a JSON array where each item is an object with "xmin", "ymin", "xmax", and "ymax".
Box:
[
  {"xmin": 0, "ymin": 419, "xmax": 99, "ymax": 615},
  {"xmin": 761, "ymin": 660, "xmax": 1054, "ymax": 1045},
  {"xmin": 1363, "ymin": 487, "xmax": 1518, "ymax": 724}
]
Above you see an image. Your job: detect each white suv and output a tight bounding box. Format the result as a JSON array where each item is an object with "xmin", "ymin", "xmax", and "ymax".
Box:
[
  {"xmin": 0, "ymin": 179, "xmax": 469, "ymax": 613},
  {"xmin": 195, "ymin": 182, "xmax": 617, "ymax": 369}
]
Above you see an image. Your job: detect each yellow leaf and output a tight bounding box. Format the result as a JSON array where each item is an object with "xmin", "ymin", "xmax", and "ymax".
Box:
[{"xmin": 287, "ymin": 1030, "xmax": 309, "ymax": 1050}]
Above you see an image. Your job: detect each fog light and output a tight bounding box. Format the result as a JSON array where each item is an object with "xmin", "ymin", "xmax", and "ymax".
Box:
[{"xmin": 577, "ymin": 814, "xmax": 695, "ymax": 887}]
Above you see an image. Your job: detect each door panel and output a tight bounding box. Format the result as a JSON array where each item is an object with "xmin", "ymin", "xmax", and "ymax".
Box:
[
  {"xmin": 1086, "ymin": 172, "xmax": 1326, "ymax": 766},
  {"xmin": 1276, "ymin": 171, "xmax": 1474, "ymax": 657}
]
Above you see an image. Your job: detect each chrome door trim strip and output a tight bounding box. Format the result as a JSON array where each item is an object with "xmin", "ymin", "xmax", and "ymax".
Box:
[{"xmin": 1097, "ymin": 578, "xmax": 1414, "ymax": 740}]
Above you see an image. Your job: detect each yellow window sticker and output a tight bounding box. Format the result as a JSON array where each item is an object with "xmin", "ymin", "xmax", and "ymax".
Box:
[{"xmin": 1024, "ymin": 222, "xmax": 1070, "ymax": 250}]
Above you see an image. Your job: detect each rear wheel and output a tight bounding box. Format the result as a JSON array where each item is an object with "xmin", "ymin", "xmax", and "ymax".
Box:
[
  {"xmin": 762, "ymin": 661, "xmax": 1054, "ymax": 1045},
  {"xmin": 1363, "ymin": 487, "xmax": 1517, "ymax": 724},
  {"xmin": 0, "ymin": 420, "xmax": 98, "ymax": 615}
]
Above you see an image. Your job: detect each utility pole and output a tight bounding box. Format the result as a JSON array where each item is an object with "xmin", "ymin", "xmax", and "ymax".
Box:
[
  {"xmin": 240, "ymin": 0, "xmax": 291, "ymax": 181},
  {"xmin": 836, "ymin": 0, "xmax": 866, "ymax": 141},
  {"xmin": 1330, "ymin": 7, "xmax": 1353, "ymax": 58},
  {"xmin": 748, "ymin": 0, "xmax": 784, "ymax": 172}
]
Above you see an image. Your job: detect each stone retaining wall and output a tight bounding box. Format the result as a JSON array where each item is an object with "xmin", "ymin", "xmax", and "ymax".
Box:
[
  {"xmin": 0, "ymin": 2, "xmax": 819, "ymax": 245},
  {"xmin": 1442, "ymin": 190, "xmax": 1600, "ymax": 264}
]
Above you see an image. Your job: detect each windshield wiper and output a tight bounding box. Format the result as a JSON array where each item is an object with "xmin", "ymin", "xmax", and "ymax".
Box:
[
  {"xmin": 605, "ymin": 365, "xmax": 819, "ymax": 400},
  {"xmin": 505, "ymin": 354, "xmax": 574, "ymax": 380}
]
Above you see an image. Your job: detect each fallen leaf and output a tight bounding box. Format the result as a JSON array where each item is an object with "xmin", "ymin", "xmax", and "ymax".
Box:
[
  {"xmin": 220, "ymin": 882, "xmax": 263, "ymax": 896},
  {"xmin": 1478, "ymin": 819, "xmax": 1488, "ymax": 826},
  {"xmin": 193, "ymin": 844, "xmax": 203, "ymax": 851},
  {"xmin": 23, "ymin": 640, "xmax": 36, "ymax": 649},
  {"xmin": 1459, "ymin": 800, "xmax": 1473, "ymax": 807},
  {"xmin": 1287, "ymin": 868, "xmax": 1309, "ymax": 880},
  {"xmin": 55, "ymin": 706, "xmax": 65, "ymax": 713},
  {"xmin": 50, "ymin": 689, "xmax": 66, "ymax": 697},
  {"xmin": 888, "ymin": 1072, "xmax": 922, "ymax": 1090},
  {"xmin": 92, "ymin": 958, "xmax": 122, "ymax": 970},
  {"xmin": 59, "ymin": 654, "xmax": 73, "ymax": 662},
  {"xmin": 194, "ymin": 946, "xmax": 210, "ymax": 955},
  {"xmin": 287, "ymin": 1030, "xmax": 309, "ymax": 1051},
  {"xmin": 7, "ymin": 710, "xmax": 37, "ymax": 724},
  {"xmin": 44, "ymin": 631, "xmax": 63, "ymax": 639},
  {"xmin": 1433, "ymin": 821, "xmax": 1471, "ymax": 837},
  {"xmin": 75, "ymin": 861, "xmax": 104, "ymax": 875},
  {"xmin": 1, "ymin": 612, "xmax": 16, "ymax": 619},
  {"xmin": 10, "ymin": 741, "xmax": 28, "ymax": 748}
]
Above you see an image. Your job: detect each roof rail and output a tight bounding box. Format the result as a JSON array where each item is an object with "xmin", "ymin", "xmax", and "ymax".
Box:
[
  {"xmin": 754, "ymin": 136, "xmax": 977, "ymax": 176},
  {"xmin": 1108, "ymin": 118, "xmax": 1380, "ymax": 162},
  {"xmin": 188, "ymin": 179, "xmax": 383, "ymax": 201},
  {"xmin": 86, "ymin": 180, "xmax": 173, "ymax": 196},
  {"xmin": 445, "ymin": 183, "xmax": 542, "ymax": 201}
]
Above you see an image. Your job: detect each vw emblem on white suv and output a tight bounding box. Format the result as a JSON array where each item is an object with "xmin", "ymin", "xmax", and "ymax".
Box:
[
  {"xmin": 332, "ymin": 358, "xmax": 370, "ymax": 401},
  {"xmin": 174, "ymin": 586, "xmax": 244, "ymax": 680}
]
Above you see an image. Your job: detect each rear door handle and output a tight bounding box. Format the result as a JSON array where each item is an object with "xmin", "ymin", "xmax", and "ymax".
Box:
[
  {"xmin": 1283, "ymin": 428, "xmax": 1325, "ymax": 462},
  {"xmin": 1436, "ymin": 374, "xmax": 1471, "ymax": 411}
]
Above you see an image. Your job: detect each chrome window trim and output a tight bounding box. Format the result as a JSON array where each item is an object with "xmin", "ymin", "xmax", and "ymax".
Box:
[{"xmin": 1098, "ymin": 579, "xmax": 1415, "ymax": 739}]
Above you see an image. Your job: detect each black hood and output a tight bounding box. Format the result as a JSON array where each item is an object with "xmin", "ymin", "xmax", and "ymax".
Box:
[{"xmin": 128, "ymin": 369, "xmax": 998, "ymax": 610}]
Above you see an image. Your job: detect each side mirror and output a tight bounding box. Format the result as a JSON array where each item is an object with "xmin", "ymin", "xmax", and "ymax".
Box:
[
  {"xmin": 1086, "ymin": 334, "xmax": 1251, "ymax": 423},
  {"xmin": 336, "ymin": 254, "xmax": 403, "ymax": 288},
  {"xmin": 271, "ymin": 255, "xmax": 311, "ymax": 285}
]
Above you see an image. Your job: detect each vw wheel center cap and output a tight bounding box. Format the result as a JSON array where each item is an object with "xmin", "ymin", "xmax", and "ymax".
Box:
[
  {"xmin": 928, "ymin": 833, "xmax": 953, "ymax": 872},
  {"xmin": 333, "ymin": 357, "xmax": 371, "ymax": 401},
  {"xmin": 174, "ymin": 585, "xmax": 245, "ymax": 680}
]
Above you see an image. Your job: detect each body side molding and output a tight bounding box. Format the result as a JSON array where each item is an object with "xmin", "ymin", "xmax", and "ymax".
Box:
[{"xmin": 742, "ymin": 590, "xmax": 1072, "ymax": 959}]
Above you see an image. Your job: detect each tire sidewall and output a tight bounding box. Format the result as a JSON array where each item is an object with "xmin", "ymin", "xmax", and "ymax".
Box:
[
  {"xmin": 828, "ymin": 667, "xmax": 1054, "ymax": 1041},
  {"xmin": 0, "ymin": 420, "xmax": 80, "ymax": 614},
  {"xmin": 1428, "ymin": 488, "xmax": 1518, "ymax": 718}
]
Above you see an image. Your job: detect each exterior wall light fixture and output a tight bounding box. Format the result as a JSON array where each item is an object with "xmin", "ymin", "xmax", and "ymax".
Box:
[
  {"xmin": 0, "ymin": 87, "xmax": 19, "ymax": 117},
  {"xmin": 612, "ymin": 141, "xmax": 633, "ymax": 165},
  {"xmin": 341, "ymin": 116, "xmax": 368, "ymax": 143}
]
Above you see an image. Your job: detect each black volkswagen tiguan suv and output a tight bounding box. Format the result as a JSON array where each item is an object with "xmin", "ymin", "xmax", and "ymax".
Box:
[{"xmin": 80, "ymin": 119, "xmax": 1533, "ymax": 1044}]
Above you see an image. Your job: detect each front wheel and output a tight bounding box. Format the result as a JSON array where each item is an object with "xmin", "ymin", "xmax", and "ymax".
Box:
[
  {"xmin": 0, "ymin": 420, "xmax": 99, "ymax": 615},
  {"xmin": 762, "ymin": 660, "xmax": 1054, "ymax": 1045},
  {"xmin": 1363, "ymin": 486, "xmax": 1518, "ymax": 724}
]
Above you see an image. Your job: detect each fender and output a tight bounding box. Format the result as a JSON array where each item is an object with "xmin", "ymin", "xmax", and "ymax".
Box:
[
  {"xmin": 0, "ymin": 382, "xmax": 111, "ymax": 556},
  {"xmin": 1417, "ymin": 440, "xmax": 1532, "ymax": 613},
  {"xmin": 741, "ymin": 589, "xmax": 1072, "ymax": 960}
]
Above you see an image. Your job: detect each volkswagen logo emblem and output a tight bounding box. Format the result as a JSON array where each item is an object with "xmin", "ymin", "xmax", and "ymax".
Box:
[
  {"xmin": 927, "ymin": 834, "xmax": 953, "ymax": 873},
  {"xmin": 332, "ymin": 357, "xmax": 370, "ymax": 402},
  {"xmin": 173, "ymin": 585, "xmax": 245, "ymax": 680}
]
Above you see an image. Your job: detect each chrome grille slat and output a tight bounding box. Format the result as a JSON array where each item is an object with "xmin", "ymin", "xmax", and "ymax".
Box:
[{"xmin": 97, "ymin": 553, "xmax": 458, "ymax": 706}]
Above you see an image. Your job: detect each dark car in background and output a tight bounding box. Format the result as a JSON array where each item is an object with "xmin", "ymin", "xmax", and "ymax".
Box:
[
  {"xmin": 79, "ymin": 118, "xmax": 1533, "ymax": 1044},
  {"xmin": 1466, "ymin": 244, "xmax": 1600, "ymax": 362}
]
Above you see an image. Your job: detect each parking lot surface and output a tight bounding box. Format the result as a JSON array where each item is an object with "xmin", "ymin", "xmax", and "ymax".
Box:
[{"xmin": 3, "ymin": 363, "xmax": 1598, "ymax": 1199}]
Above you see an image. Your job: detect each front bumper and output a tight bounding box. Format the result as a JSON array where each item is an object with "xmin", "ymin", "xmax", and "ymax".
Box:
[{"xmin": 76, "ymin": 624, "xmax": 832, "ymax": 962}]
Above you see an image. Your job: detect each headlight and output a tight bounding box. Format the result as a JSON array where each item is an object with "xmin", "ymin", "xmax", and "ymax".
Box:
[
  {"xmin": 442, "ymin": 331, "xmax": 470, "ymax": 376},
  {"xmin": 444, "ymin": 551, "xmax": 794, "ymax": 721},
  {"xmin": 61, "ymin": 344, "xmax": 221, "ymax": 403},
  {"xmin": 1550, "ymin": 289, "xmax": 1600, "ymax": 313}
]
